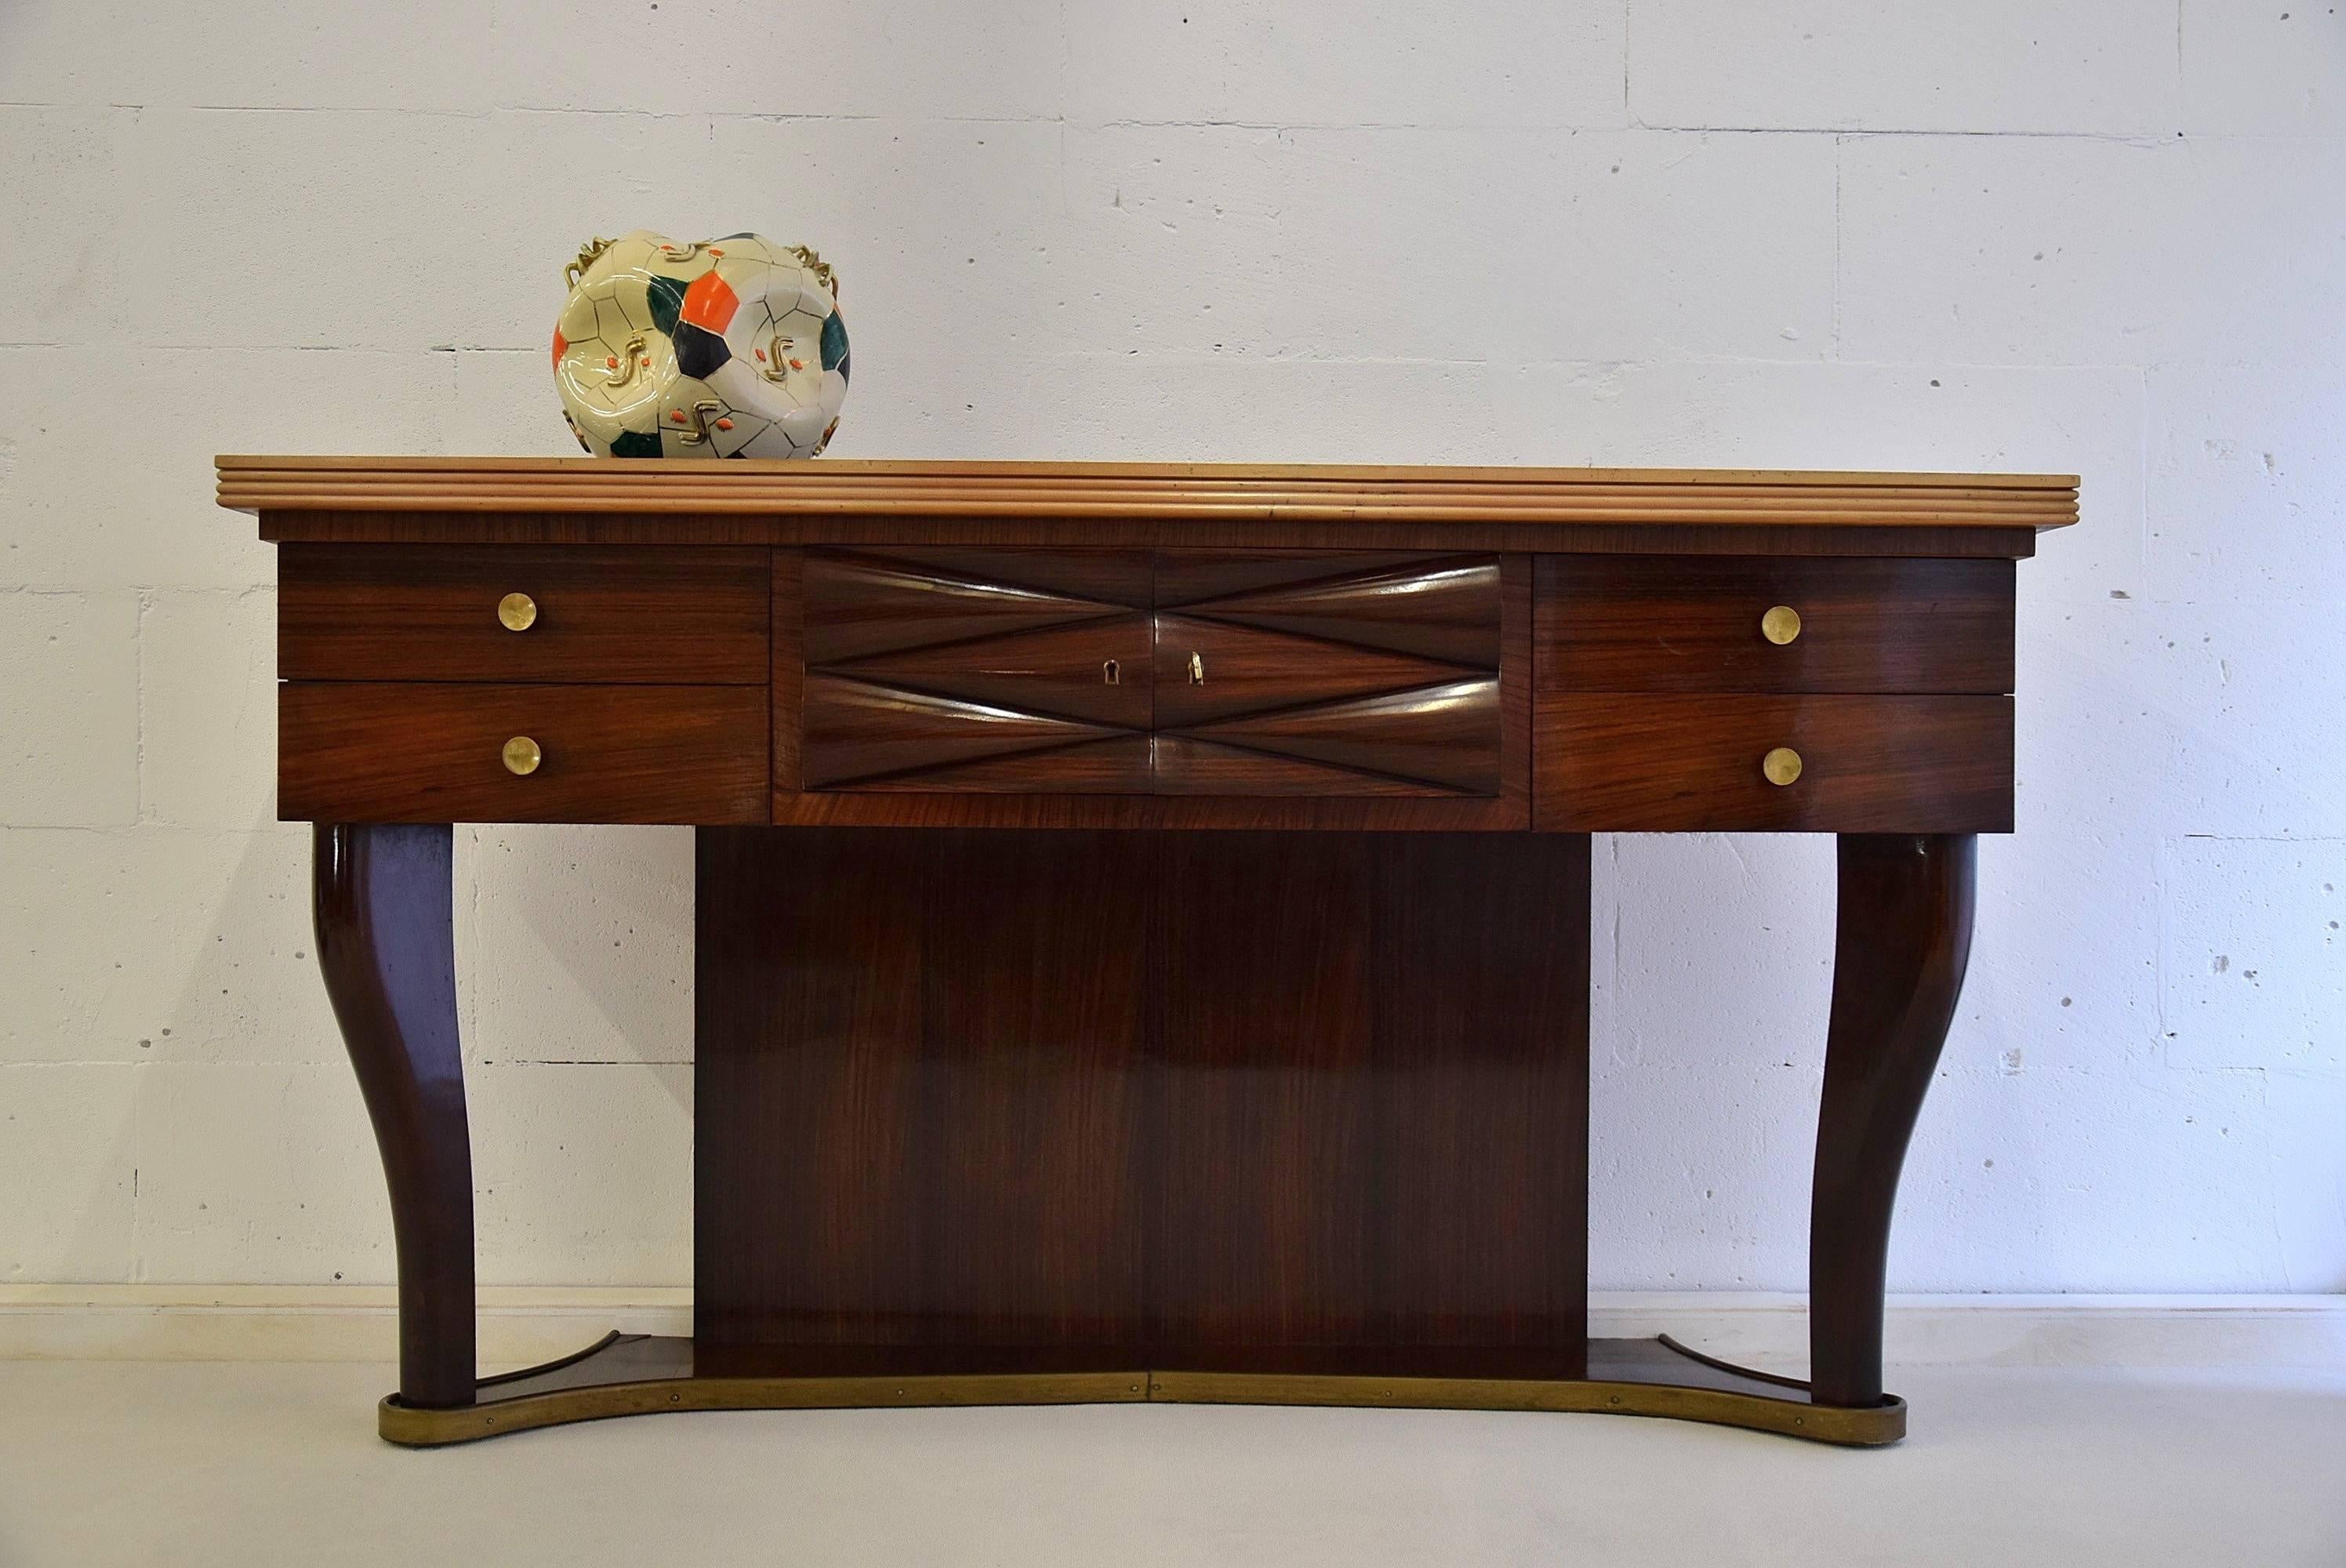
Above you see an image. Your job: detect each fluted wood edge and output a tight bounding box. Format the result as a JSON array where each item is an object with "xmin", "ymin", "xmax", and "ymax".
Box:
[{"xmin": 219, "ymin": 456, "xmax": 2079, "ymax": 528}]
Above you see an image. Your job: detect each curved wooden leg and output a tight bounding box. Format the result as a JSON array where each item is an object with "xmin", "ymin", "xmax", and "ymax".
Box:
[
  {"xmin": 312, "ymin": 823, "xmax": 475, "ymax": 1409},
  {"xmin": 1809, "ymin": 833, "xmax": 1975, "ymax": 1408}
]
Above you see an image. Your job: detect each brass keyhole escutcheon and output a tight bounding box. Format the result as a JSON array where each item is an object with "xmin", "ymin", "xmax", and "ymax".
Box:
[
  {"xmin": 1760, "ymin": 604, "xmax": 1802, "ymax": 645},
  {"xmin": 1762, "ymin": 746, "xmax": 1803, "ymax": 786},
  {"xmin": 1102, "ymin": 658, "xmax": 1120, "ymax": 685},
  {"xmin": 498, "ymin": 592, "xmax": 538, "ymax": 632},
  {"xmin": 502, "ymin": 735, "xmax": 543, "ymax": 776},
  {"xmin": 1187, "ymin": 652, "xmax": 1205, "ymax": 685}
]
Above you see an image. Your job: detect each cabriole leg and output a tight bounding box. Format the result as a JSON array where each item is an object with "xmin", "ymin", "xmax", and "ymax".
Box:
[
  {"xmin": 1809, "ymin": 833, "xmax": 1976, "ymax": 1408},
  {"xmin": 312, "ymin": 822, "xmax": 475, "ymax": 1409}
]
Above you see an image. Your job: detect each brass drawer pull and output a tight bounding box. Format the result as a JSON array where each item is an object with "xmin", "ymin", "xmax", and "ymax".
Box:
[
  {"xmin": 1762, "ymin": 746, "xmax": 1803, "ymax": 786},
  {"xmin": 1760, "ymin": 605, "xmax": 1802, "ymax": 645},
  {"xmin": 498, "ymin": 592, "xmax": 539, "ymax": 631},
  {"xmin": 1188, "ymin": 652, "xmax": 1205, "ymax": 685},
  {"xmin": 502, "ymin": 735, "xmax": 543, "ymax": 776}
]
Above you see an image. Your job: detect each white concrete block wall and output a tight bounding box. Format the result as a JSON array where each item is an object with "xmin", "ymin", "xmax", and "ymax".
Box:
[{"xmin": 0, "ymin": 1, "xmax": 2338, "ymax": 1294}]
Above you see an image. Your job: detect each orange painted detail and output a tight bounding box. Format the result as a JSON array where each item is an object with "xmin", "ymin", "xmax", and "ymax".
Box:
[
  {"xmin": 681, "ymin": 270, "xmax": 741, "ymax": 333},
  {"xmin": 606, "ymin": 356, "xmax": 619, "ymax": 368},
  {"xmin": 550, "ymin": 330, "xmax": 566, "ymax": 369},
  {"xmin": 709, "ymin": 248, "xmax": 724, "ymax": 257},
  {"xmin": 754, "ymin": 348, "xmax": 767, "ymax": 362},
  {"xmin": 715, "ymin": 417, "xmax": 735, "ymax": 431},
  {"xmin": 789, "ymin": 358, "xmax": 805, "ymax": 371},
  {"xmin": 670, "ymin": 409, "xmax": 688, "ymax": 423}
]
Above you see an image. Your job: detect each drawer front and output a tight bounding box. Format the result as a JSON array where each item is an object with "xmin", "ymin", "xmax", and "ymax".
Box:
[
  {"xmin": 1150, "ymin": 552, "xmax": 1503, "ymax": 797},
  {"xmin": 791, "ymin": 547, "xmax": 1516, "ymax": 804},
  {"xmin": 801, "ymin": 547, "xmax": 1153, "ymax": 792},
  {"xmin": 1540, "ymin": 557, "xmax": 2014, "ymax": 694},
  {"xmin": 1538, "ymin": 693, "xmax": 2012, "ymax": 832},
  {"xmin": 279, "ymin": 545, "xmax": 769, "ymax": 684},
  {"xmin": 280, "ymin": 683, "xmax": 769, "ymax": 823}
]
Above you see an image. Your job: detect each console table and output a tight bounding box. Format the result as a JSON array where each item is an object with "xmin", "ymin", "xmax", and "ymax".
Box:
[{"xmin": 218, "ymin": 456, "xmax": 2075, "ymax": 1446}]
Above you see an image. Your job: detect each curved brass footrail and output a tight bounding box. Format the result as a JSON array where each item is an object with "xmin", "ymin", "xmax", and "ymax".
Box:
[{"xmin": 379, "ymin": 1334, "xmax": 1906, "ymax": 1448}]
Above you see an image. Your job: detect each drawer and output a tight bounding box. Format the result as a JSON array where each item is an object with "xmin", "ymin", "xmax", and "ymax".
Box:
[
  {"xmin": 1151, "ymin": 553, "xmax": 1502, "ymax": 797},
  {"xmin": 279, "ymin": 683, "xmax": 769, "ymax": 823},
  {"xmin": 1538, "ymin": 693, "xmax": 2011, "ymax": 832},
  {"xmin": 791, "ymin": 546, "xmax": 1513, "ymax": 800},
  {"xmin": 279, "ymin": 545, "xmax": 769, "ymax": 683},
  {"xmin": 1539, "ymin": 557, "xmax": 2013, "ymax": 694},
  {"xmin": 801, "ymin": 546, "xmax": 1153, "ymax": 792}
]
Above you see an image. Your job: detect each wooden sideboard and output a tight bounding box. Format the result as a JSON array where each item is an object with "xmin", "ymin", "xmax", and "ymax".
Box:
[{"xmin": 220, "ymin": 456, "xmax": 2075, "ymax": 1446}]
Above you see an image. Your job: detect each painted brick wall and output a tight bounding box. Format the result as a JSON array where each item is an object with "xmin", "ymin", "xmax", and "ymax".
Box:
[{"xmin": 2, "ymin": 2, "xmax": 2340, "ymax": 1292}]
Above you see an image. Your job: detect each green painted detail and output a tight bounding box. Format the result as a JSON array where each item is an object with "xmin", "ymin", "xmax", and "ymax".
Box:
[
  {"xmin": 609, "ymin": 430, "xmax": 664, "ymax": 459},
  {"xmin": 821, "ymin": 309, "xmax": 850, "ymax": 380},
  {"xmin": 646, "ymin": 275, "xmax": 688, "ymax": 337}
]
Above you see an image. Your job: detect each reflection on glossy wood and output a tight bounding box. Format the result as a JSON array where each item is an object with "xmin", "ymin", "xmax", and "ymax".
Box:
[
  {"xmin": 803, "ymin": 550, "xmax": 1142, "ymax": 665},
  {"xmin": 311, "ymin": 823, "xmax": 474, "ymax": 1408},
  {"xmin": 1536, "ymin": 692, "xmax": 2012, "ymax": 833},
  {"xmin": 1181, "ymin": 679, "xmax": 1501, "ymax": 796},
  {"xmin": 1811, "ymin": 834, "xmax": 1975, "ymax": 1408},
  {"xmin": 801, "ymin": 675, "xmax": 1142, "ymax": 790},
  {"xmin": 1184, "ymin": 557, "xmax": 1502, "ymax": 666},
  {"xmin": 278, "ymin": 683, "xmax": 770, "ymax": 824},
  {"xmin": 279, "ymin": 543, "xmax": 770, "ymax": 684},
  {"xmin": 1540, "ymin": 555, "xmax": 2015, "ymax": 694}
]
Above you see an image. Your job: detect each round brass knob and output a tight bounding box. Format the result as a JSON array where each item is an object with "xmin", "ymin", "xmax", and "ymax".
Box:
[
  {"xmin": 501, "ymin": 735, "xmax": 543, "ymax": 775},
  {"xmin": 1760, "ymin": 604, "xmax": 1802, "ymax": 645},
  {"xmin": 1762, "ymin": 746, "xmax": 1803, "ymax": 786},
  {"xmin": 498, "ymin": 592, "xmax": 538, "ymax": 632}
]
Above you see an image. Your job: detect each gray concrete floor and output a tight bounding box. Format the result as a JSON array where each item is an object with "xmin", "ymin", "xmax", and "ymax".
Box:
[{"xmin": 2, "ymin": 1360, "xmax": 2341, "ymax": 1566}]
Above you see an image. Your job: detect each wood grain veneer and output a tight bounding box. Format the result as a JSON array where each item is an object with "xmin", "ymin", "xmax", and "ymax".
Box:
[
  {"xmin": 1539, "ymin": 556, "xmax": 2015, "ymax": 695},
  {"xmin": 695, "ymin": 829, "xmax": 1589, "ymax": 1354},
  {"xmin": 279, "ymin": 544, "xmax": 769, "ymax": 684},
  {"xmin": 1536, "ymin": 693, "xmax": 2013, "ymax": 833},
  {"xmin": 279, "ymin": 683, "xmax": 769, "ymax": 823}
]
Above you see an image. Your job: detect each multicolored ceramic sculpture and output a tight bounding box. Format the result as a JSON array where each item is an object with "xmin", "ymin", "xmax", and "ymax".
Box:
[{"xmin": 552, "ymin": 230, "xmax": 849, "ymax": 459}]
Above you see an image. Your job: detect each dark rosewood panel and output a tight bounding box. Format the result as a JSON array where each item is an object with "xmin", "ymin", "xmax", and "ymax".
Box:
[
  {"xmin": 696, "ymin": 829, "xmax": 1151, "ymax": 1346},
  {"xmin": 1812, "ymin": 833, "xmax": 1976, "ymax": 1407},
  {"xmin": 1148, "ymin": 832, "xmax": 1589, "ymax": 1352},
  {"xmin": 310, "ymin": 823, "xmax": 474, "ymax": 1408},
  {"xmin": 279, "ymin": 544, "xmax": 769, "ymax": 684},
  {"xmin": 1539, "ymin": 556, "xmax": 2015, "ymax": 694},
  {"xmin": 695, "ymin": 829, "xmax": 1589, "ymax": 1357},
  {"xmin": 1538, "ymin": 693, "xmax": 2013, "ymax": 833},
  {"xmin": 279, "ymin": 683, "xmax": 769, "ymax": 824}
]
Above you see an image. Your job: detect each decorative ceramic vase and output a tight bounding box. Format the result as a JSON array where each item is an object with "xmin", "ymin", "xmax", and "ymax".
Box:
[{"xmin": 552, "ymin": 230, "xmax": 849, "ymax": 459}]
